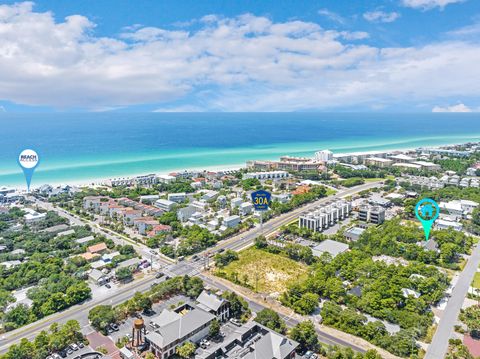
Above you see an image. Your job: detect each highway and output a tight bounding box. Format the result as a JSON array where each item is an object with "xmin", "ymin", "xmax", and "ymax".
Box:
[
  {"xmin": 0, "ymin": 181, "xmax": 382, "ymax": 354},
  {"xmin": 424, "ymin": 241, "xmax": 480, "ymax": 359}
]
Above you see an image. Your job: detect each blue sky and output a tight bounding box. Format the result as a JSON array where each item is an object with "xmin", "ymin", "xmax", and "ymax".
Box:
[{"xmin": 0, "ymin": 0, "xmax": 478, "ymax": 112}]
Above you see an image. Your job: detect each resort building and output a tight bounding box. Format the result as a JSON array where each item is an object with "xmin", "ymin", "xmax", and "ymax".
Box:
[
  {"xmin": 298, "ymin": 200, "xmax": 351, "ymax": 232},
  {"xmin": 243, "ymin": 171, "xmax": 289, "ymax": 180},
  {"xmin": 247, "ymin": 155, "xmax": 326, "ymax": 172},
  {"xmin": 410, "ymin": 161, "xmax": 441, "ymax": 171},
  {"xmin": 416, "ymin": 147, "xmax": 472, "ymax": 158},
  {"xmin": 365, "ymin": 157, "xmax": 393, "ymax": 168},
  {"xmin": 314, "ymin": 149, "xmax": 333, "ymax": 162}
]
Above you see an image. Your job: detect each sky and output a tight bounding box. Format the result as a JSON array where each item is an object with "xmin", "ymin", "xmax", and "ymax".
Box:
[{"xmin": 0, "ymin": 0, "xmax": 479, "ymax": 112}]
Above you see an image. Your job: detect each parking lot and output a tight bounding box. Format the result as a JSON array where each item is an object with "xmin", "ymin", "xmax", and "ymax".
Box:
[{"xmin": 46, "ymin": 342, "xmax": 94, "ymax": 359}]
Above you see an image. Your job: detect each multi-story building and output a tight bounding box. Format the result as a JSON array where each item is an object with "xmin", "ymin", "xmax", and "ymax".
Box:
[
  {"xmin": 154, "ymin": 199, "xmax": 176, "ymax": 212},
  {"xmin": 243, "ymin": 171, "xmax": 289, "ymax": 180},
  {"xmin": 247, "ymin": 156, "xmax": 325, "ymax": 172},
  {"xmin": 416, "ymin": 147, "xmax": 472, "ymax": 158},
  {"xmin": 358, "ymin": 205, "xmax": 385, "ymax": 224},
  {"xmin": 177, "ymin": 205, "xmax": 197, "ymax": 222},
  {"xmin": 223, "ymin": 215, "xmax": 241, "ymax": 228},
  {"xmin": 167, "ymin": 193, "xmax": 187, "ymax": 203},
  {"xmin": 197, "ymin": 321, "xmax": 299, "ymax": 359},
  {"xmin": 298, "ymin": 201, "xmax": 351, "ymax": 232},
  {"xmin": 365, "ymin": 157, "xmax": 393, "ymax": 168},
  {"xmin": 314, "ymin": 149, "xmax": 333, "ymax": 162},
  {"xmin": 146, "ymin": 304, "xmax": 216, "ymax": 359},
  {"xmin": 196, "ymin": 290, "xmax": 230, "ymax": 322}
]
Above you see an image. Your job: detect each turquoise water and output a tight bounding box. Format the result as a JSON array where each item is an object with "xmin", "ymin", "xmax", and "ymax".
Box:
[{"xmin": 1, "ymin": 113, "xmax": 480, "ymax": 187}]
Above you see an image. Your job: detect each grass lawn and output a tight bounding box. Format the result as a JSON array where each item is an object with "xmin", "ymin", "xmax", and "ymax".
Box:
[
  {"xmin": 473, "ymin": 272, "xmax": 480, "ymax": 289},
  {"xmin": 326, "ymin": 188, "xmax": 337, "ymax": 196},
  {"xmin": 364, "ymin": 177, "xmax": 385, "ymax": 183},
  {"xmin": 215, "ymin": 247, "xmax": 308, "ymax": 295}
]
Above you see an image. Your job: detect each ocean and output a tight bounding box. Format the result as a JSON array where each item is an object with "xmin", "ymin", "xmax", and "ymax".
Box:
[{"xmin": 1, "ymin": 112, "xmax": 480, "ymax": 187}]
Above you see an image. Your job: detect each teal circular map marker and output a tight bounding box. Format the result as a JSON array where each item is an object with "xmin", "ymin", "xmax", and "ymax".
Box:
[
  {"xmin": 415, "ymin": 198, "xmax": 439, "ymax": 241},
  {"xmin": 18, "ymin": 149, "xmax": 40, "ymax": 192}
]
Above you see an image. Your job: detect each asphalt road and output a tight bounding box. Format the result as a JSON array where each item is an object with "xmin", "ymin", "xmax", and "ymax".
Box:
[
  {"xmin": 0, "ymin": 182, "xmax": 382, "ymax": 354},
  {"xmin": 200, "ymin": 274, "xmax": 367, "ymax": 353},
  {"xmin": 424, "ymin": 241, "xmax": 480, "ymax": 359}
]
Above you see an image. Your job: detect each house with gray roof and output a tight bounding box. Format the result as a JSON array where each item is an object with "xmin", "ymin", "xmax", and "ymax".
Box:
[
  {"xmin": 312, "ymin": 239, "xmax": 349, "ymax": 258},
  {"xmin": 146, "ymin": 303, "xmax": 216, "ymax": 359},
  {"xmin": 196, "ymin": 321, "xmax": 298, "ymax": 359},
  {"xmin": 196, "ymin": 290, "xmax": 230, "ymax": 322}
]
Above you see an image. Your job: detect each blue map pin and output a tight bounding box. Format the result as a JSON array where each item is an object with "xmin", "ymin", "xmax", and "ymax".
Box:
[
  {"xmin": 18, "ymin": 149, "xmax": 40, "ymax": 192},
  {"xmin": 415, "ymin": 198, "xmax": 439, "ymax": 241}
]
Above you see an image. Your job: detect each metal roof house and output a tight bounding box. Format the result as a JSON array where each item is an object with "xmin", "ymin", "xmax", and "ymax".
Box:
[{"xmin": 196, "ymin": 290, "xmax": 230, "ymax": 322}]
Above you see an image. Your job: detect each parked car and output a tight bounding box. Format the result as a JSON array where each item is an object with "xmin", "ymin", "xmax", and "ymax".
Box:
[
  {"xmin": 230, "ymin": 318, "xmax": 241, "ymax": 326},
  {"xmin": 110, "ymin": 323, "xmax": 119, "ymax": 331},
  {"xmin": 70, "ymin": 343, "xmax": 79, "ymax": 351},
  {"xmin": 105, "ymin": 283, "xmax": 111, "ymax": 289}
]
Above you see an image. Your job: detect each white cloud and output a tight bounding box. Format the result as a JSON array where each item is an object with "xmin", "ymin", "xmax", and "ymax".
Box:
[
  {"xmin": 402, "ymin": 0, "xmax": 465, "ymax": 10},
  {"xmin": 363, "ymin": 11, "xmax": 401, "ymax": 23},
  {"xmin": 432, "ymin": 103, "xmax": 472, "ymax": 112},
  {"xmin": 318, "ymin": 8, "xmax": 346, "ymax": 24},
  {"xmin": 0, "ymin": 3, "xmax": 479, "ymax": 111}
]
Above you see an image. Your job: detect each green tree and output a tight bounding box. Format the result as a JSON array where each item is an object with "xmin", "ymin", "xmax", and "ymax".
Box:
[
  {"xmin": 209, "ymin": 319, "xmax": 220, "ymax": 337},
  {"xmin": 290, "ymin": 320, "xmax": 319, "ymax": 353},
  {"xmin": 182, "ymin": 275, "xmax": 204, "ymax": 298},
  {"xmin": 254, "ymin": 308, "xmax": 286, "ymax": 334},
  {"xmin": 88, "ymin": 305, "xmax": 116, "ymax": 333},
  {"xmin": 460, "ymin": 305, "xmax": 480, "ymax": 337},
  {"xmin": 214, "ymin": 250, "xmax": 239, "ymax": 268},
  {"xmin": 293, "ymin": 293, "xmax": 319, "ymax": 315},
  {"xmin": 176, "ymin": 341, "xmax": 196, "ymax": 358},
  {"xmin": 116, "ymin": 267, "xmax": 133, "ymax": 282}
]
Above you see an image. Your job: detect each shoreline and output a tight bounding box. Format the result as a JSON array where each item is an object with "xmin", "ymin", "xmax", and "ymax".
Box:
[{"xmin": 5, "ymin": 140, "xmax": 475, "ymax": 192}]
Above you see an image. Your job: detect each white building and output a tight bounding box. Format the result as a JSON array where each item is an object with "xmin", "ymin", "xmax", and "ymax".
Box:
[
  {"xmin": 157, "ymin": 174, "xmax": 176, "ymax": 184},
  {"xmin": 239, "ymin": 202, "xmax": 253, "ymax": 215},
  {"xmin": 231, "ymin": 197, "xmax": 243, "ymax": 208},
  {"xmin": 177, "ymin": 206, "xmax": 197, "ymax": 222},
  {"xmin": 243, "ymin": 171, "xmax": 289, "ymax": 180},
  {"xmin": 298, "ymin": 201, "xmax": 351, "ymax": 232},
  {"xmin": 436, "ymin": 219, "xmax": 463, "ymax": 231},
  {"xmin": 154, "ymin": 199, "xmax": 176, "ymax": 212},
  {"xmin": 167, "ymin": 193, "xmax": 187, "ymax": 203},
  {"xmin": 314, "ymin": 149, "xmax": 333, "ymax": 162},
  {"xmin": 23, "ymin": 208, "xmax": 46, "ymax": 224},
  {"xmin": 223, "ymin": 215, "xmax": 241, "ymax": 228}
]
